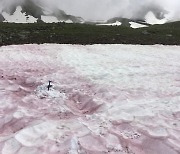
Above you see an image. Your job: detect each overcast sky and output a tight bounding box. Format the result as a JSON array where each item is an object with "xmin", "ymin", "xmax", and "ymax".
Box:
[
  {"xmin": 1, "ymin": 0, "xmax": 180, "ymax": 21},
  {"xmin": 48, "ymin": 0, "xmax": 180, "ymax": 21}
]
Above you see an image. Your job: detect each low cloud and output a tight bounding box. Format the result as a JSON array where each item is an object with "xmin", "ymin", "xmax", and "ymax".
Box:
[{"xmin": 0, "ymin": 0, "xmax": 180, "ymax": 21}]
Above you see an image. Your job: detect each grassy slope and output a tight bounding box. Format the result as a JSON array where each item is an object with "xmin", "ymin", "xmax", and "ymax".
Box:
[{"xmin": 0, "ymin": 21, "xmax": 180, "ymax": 46}]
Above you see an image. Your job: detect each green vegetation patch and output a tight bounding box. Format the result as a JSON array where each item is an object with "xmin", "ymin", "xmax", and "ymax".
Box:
[{"xmin": 0, "ymin": 21, "xmax": 180, "ymax": 46}]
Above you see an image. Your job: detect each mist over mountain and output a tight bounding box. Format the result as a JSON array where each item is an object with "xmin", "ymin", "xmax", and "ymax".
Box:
[
  {"xmin": 0, "ymin": 0, "xmax": 84, "ymax": 23},
  {"xmin": 0, "ymin": 0, "xmax": 180, "ymax": 23}
]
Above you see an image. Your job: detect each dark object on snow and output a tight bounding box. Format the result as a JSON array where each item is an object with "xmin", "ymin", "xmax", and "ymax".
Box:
[{"xmin": 47, "ymin": 81, "xmax": 52, "ymax": 91}]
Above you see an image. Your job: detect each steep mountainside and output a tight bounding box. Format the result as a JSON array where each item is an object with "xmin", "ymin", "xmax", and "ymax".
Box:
[
  {"xmin": 0, "ymin": 0, "xmax": 84, "ymax": 23},
  {"xmin": 105, "ymin": 4, "xmax": 168, "ymax": 27},
  {"xmin": 0, "ymin": 0, "xmax": 169, "ymax": 25}
]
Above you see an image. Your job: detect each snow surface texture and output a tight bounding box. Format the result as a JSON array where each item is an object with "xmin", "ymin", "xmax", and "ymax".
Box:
[{"xmin": 0, "ymin": 44, "xmax": 180, "ymax": 154}]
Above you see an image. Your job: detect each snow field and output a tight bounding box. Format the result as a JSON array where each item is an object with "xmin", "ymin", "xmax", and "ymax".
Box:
[{"xmin": 0, "ymin": 44, "xmax": 180, "ymax": 154}]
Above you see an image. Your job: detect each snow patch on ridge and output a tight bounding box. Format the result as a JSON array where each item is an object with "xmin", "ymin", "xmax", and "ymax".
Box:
[
  {"xmin": 41, "ymin": 15, "xmax": 59, "ymax": 23},
  {"xmin": 129, "ymin": 22, "xmax": 148, "ymax": 28},
  {"xmin": 2, "ymin": 6, "xmax": 37, "ymax": 23},
  {"xmin": 97, "ymin": 21, "xmax": 122, "ymax": 26}
]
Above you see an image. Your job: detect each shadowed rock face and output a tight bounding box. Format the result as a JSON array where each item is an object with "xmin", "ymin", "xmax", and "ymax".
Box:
[
  {"xmin": 53, "ymin": 9, "xmax": 84, "ymax": 23},
  {"xmin": 0, "ymin": 14, "xmax": 5, "ymax": 21},
  {"xmin": 21, "ymin": 0, "xmax": 44, "ymax": 19}
]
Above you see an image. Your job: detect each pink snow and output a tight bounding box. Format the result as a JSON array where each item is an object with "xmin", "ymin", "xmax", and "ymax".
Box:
[{"xmin": 0, "ymin": 44, "xmax": 180, "ymax": 154}]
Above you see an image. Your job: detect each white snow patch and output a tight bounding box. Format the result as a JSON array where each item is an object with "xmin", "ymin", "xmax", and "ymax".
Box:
[
  {"xmin": 2, "ymin": 138, "xmax": 21, "ymax": 154},
  {"xmin": 15, "ymin": 121, "xmax": 57, "ymax": 147},
  {"xmin": 97, "ymin": 21, "xmax": 122, "ymax": 26},
  {"xmin": 41, "ymin": 15, "xmax": 59, "ymax": 23},
  {"xmin": 2, "ymin": 6, "xmax": 37, "ymax": 23},
  {"xmin": 35, "ymin": 83, "xmax": 66, "ymax": 99},
  {"xmin": 129, "ymin": 22, "xmax": 148, "ymax": 28},
  {"xmin": 65, "ymin": 19, "xmax": 73, "ymax": 23},
  {"xmin": 69, "ymin": 136, "xmax": 79, "ymax": 154}
]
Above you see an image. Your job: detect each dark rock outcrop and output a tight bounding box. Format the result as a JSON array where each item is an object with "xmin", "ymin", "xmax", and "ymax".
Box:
[{"xmin": 0, "ymin": 14, "xmax": 5, "ymax": 22}]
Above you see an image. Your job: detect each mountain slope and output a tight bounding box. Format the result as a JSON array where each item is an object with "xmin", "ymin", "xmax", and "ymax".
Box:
[
  {"xmin": 0, "ymin": 0, "xmax": 84, "ymax": 23},
  {"xmin": 21, "ymin": 0, "xmax": 44, "ymax": 19},
  {"xmin": 0, "ymin": 0, "xmax": 170, "ymax": 25}
]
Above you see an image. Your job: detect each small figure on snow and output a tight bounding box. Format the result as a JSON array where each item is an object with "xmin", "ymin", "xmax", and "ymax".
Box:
[{"xmin": 47, "ymin": 81, "xmax": 52, "ymax": 91}]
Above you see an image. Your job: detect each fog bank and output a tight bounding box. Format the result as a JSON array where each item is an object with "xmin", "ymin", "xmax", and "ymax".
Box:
[{"xmin": 0, "ymin": 0, "xmax": 180, "ymax": 21}]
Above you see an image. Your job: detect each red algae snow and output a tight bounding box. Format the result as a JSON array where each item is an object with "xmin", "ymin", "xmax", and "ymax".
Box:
[{"xmin": 0, "ymin": 44, "xmax": 180, "ymax": 154}]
